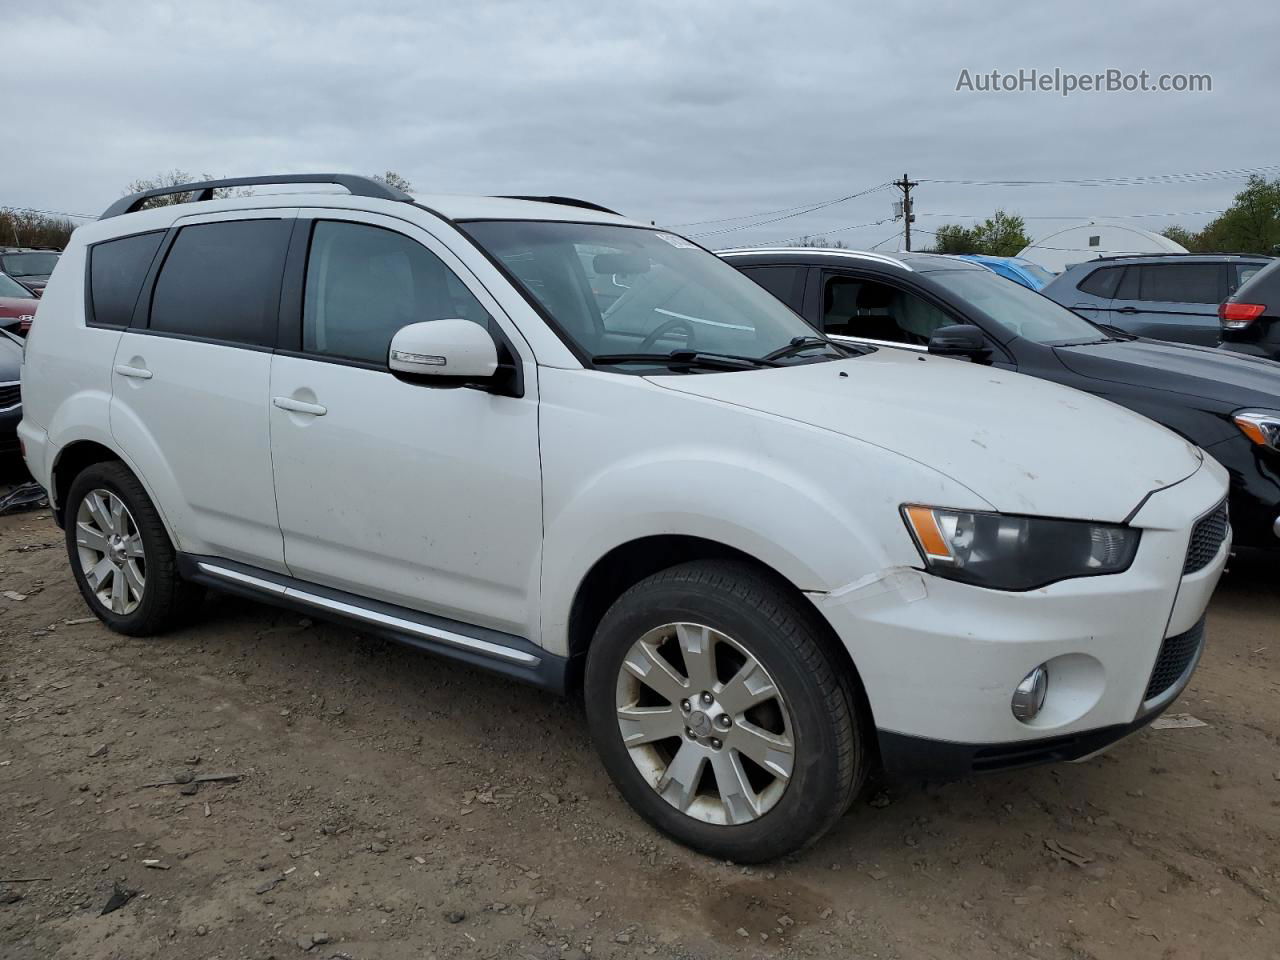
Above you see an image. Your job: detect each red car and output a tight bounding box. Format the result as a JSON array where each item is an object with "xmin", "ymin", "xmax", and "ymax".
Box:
[{"xmin": 0, "ymin": 271, "xmax": 38, "ymax": 336}]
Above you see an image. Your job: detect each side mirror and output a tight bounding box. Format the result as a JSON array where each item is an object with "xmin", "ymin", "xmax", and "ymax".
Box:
[
  {"xmin": 927, "ymin": 324, "xmax": 990, "ymax": 360},
  {"xmin": 389, "ymin": 319, "xmax": 499, "ymax": 383}
]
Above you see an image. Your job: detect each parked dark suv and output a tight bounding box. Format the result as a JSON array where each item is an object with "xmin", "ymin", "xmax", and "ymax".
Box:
[
  {"xmin": 0, "ymin": 248, "xmax": 62, "ymax": 294},
  {"xmin": 1219, "ymin": 258, "xmax": 1280, "ymax": 361},
  {"xmin": 1042, "ymin": 253, "xmax": 1271, "ymax": 346},
  {"xmin": 724, "ymin": 247, "xmax": 1280, "ymax": 552}
]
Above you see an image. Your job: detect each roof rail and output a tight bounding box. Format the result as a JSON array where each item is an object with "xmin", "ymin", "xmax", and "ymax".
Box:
[
  {"xmin": 101, "ymin": 173, "xmax": 414, "ymax": 219},
  {"xmin": 1093, "ymin": 251, "xmax": 1272, "ymax": 261},
  {"xmin": 497, "ymin": 195, "xmax": 620, "ymax": 215}
]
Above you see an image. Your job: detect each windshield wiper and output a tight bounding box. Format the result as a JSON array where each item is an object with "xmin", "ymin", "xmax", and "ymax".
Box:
[
  {"xmin": 761, "ymin": 335, "xmax": 863, "ymax": 362},
  {"xmin": 591, "ymin": 350, "xmax": 781, "ymax": 371}
]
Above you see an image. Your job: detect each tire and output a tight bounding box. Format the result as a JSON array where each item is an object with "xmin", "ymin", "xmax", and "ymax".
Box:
[
  {"xmin": 63, "ymin": 461, "xmax": 201, "ymax": 635},
  {"xmin": 584, "ymin": 559, "xmax": 866, "ymax": 862}
]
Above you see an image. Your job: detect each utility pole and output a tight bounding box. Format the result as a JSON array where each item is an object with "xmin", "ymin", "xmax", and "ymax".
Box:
[{"xmin": 893, "ymin": 173, "xmax": 917, "ymax": 251}]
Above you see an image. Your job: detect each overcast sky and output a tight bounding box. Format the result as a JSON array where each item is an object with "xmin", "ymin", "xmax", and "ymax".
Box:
[{"xmin": 9, "ymin": 0, "xmax": 1279, "ymax": 251}]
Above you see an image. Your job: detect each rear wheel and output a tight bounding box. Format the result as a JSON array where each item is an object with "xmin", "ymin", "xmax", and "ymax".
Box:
[
  {"xmin": 64, "ymin": 461, "xmax": 201, "ymax": 635},
  {"xmin": 584, "ymin": 560, "xmax": 866, "ymax": 862}
]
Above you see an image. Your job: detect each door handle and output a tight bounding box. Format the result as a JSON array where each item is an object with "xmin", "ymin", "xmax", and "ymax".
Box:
[
  {"xmin": 113, "ymin": 363, "xmax": 153, "ymax": 380},
  {"xmin": 1116, "ymin": 306, "xmax": 1138, "ymax": 314},
  {"xmin": 272, "ymin": 396, "xmax": 327, "ymax": 417}
]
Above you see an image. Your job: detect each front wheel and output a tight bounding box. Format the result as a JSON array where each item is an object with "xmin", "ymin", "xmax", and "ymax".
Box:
[{"xmin": 584, "ymin": 560, "xmax": 867, "ymax": 862}]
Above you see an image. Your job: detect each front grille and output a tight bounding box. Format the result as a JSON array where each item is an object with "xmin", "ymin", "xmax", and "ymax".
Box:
[
  {"xmin": 1183, "ymin": 500, "xmax": 1229, "ymax": 575},
  {"xmin": 1144, "ymin": 617, "xmax": 1205, "ymax": 702},
  {"xmin": 0, "ymin": 382, "xmax": 18, "ymax": 409}
]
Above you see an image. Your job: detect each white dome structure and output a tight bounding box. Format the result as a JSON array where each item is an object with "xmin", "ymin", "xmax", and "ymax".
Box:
[{"xmin": 1018, "ymin": 223, "xmax": 1188, "ymax": 274}]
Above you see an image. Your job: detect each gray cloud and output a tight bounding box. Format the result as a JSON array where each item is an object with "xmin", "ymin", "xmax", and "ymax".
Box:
[{"xmin": 8, "ymin": 0, "xmax": 1277, "ymax": 250}]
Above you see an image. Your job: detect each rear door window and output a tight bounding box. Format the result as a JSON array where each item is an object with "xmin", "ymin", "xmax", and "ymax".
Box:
[
  {"xmin": 88, "ymin": 231, "xmax": 165, "ymax": 327},
  {"xmin": 149, "ymin": 219, "xmax": 292, "ymax": 346},
  {"xmin": 1135, "ymin": 263, "xmax": 1223, "ymax": 304},
  {"xmin": 740, "ymin": 265, "xmax": 806, "ymax": 312}
]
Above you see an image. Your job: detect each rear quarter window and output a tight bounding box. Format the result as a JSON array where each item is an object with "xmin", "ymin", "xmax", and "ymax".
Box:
[
  {"xmin": 1076, "ymin": 266, "xmax": 1123, "ymax": 298},
  {"xmin": 88, "ymin": 231, "xmax": 166, "ymax": 328}
]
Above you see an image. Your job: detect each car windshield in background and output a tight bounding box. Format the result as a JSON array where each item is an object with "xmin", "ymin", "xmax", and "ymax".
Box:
[
  {"xmin": 929, "ymin": 269, "xmax": 1107, "ymax": 345},
  {"xmin": 0, "ymin": 252, "xmax": 59, "ymax": 277},
  {"xmin": 0, "ymin": 273, "xmax": 32, "ymax": 298},
  {"xmin": 1021, "ymin": 262, "xmax": 1056, "ymax": 287},
  {"xmin": 461, "ymin": 221, "xmax": 835, "ymax": 370}
]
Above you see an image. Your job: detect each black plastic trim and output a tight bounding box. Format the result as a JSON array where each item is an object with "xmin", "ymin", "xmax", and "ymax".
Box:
[
  {"xmin": 877, "ymin": 692, "xmax": 1177, "ymax": 781},
  {"xmin": 178, "ymin": 554, "xmax": 567, "ymax": 693},
  {"xmin": 496, "ymin": 195, "xmax": 620, "ymax": 215},
  {"xmin": 102, "ymin": 173, "xmax": 413, "ymax": 219}
]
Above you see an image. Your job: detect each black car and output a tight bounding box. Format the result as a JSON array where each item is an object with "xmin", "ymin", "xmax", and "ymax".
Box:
[
  {"xmin": 1220, "ymin": 257, "xmax": 1280, "ymax": 361},
  {"xmin": 0, "ymin": 329, "xmax": 22, "ymax": 458},
  {"xmin": 0, "ymin": 248, "xmax": 61, "ymax": 295},
  {"xmin": 722, "ymin": 248, "xmax": 1280, "ymax": 551}
]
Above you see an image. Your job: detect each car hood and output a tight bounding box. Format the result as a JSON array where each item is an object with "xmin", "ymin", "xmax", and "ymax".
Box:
[
  {"xmin": 1054, "ymin": 337, "xmax": 1280, "ymax": 407},
  {"xmin": 0, "ymin": 295, "xmax": 38, "ymax": 318},
  {"xmin": 647, "ymin": 349, "xmax": 1203, "ymax": 523}
]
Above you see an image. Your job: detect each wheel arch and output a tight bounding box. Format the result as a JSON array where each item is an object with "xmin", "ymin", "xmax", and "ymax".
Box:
[
  {"xmin": 50, "ymin": 439, "xmax": 179, "ymax": 547},
  {"xmin": 562, "ymin": 534, "xmax": 873, "ymax": 731}
]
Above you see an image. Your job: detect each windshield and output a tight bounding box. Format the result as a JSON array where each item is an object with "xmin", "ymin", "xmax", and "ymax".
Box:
[
  {"xmin": 929, "ymin": 269, "xmax": 1107, "ymax": 345},
  {"xmin": 0, "ymin": 273, "xmax": 32, "ymax": 299},
  {"xmin": 0, "ymin": 252, "xmax": 59, "ymax": 278},
  {"xmin": 461, "ymin": 221, "xmax": 829, "ymax": 369},
  {"xmin": 1018, "ymin": 261, "xmax": 1056, "ymax": 287}
]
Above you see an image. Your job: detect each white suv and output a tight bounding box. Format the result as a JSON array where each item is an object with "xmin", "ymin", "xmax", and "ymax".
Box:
[{"xmin": 18, "ymin": 174, "xmax": 1230, "ymax": 861}]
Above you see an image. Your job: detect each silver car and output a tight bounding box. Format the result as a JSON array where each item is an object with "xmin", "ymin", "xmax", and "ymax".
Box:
[{"xmin": 1042, "ymin": 253, "xmax": 1271, "ymax": 345}]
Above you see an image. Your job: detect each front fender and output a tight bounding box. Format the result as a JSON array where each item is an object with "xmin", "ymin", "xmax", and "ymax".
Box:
[{"xmin": 536, "ymin": 370, "xmax": 988, "ymax": 655}]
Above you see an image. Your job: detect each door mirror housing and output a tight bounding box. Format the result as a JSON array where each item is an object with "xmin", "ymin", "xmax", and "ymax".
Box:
[
  {"xmin": 927, "ymin": 324, "xmax": 990, "ymax": 360},
  {"xmin": 389, "ymin": 319, "xmax": 499, "ymax": 383}
]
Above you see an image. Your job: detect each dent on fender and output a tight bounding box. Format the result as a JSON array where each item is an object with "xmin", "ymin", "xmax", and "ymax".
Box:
[{"xmin": 808, "ymin": 566, "xmax": 928, "ymax": 607}]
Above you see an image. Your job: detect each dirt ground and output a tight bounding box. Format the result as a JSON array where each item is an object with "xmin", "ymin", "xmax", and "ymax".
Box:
[{"xmin": 1, "ymin": 476, "xmax": 1278, "ymax": 960}]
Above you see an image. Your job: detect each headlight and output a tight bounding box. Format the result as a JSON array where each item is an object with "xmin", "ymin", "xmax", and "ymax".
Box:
[
  {"xmin": 902, "ymin": 505, "xmax": 1140, "ymax": 591},
  {"xmin": 1234, "ymin": 410, "xmax": 1280, "ymax": 452}
]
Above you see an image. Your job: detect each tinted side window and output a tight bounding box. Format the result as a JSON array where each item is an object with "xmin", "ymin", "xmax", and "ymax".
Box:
[
  {"xmin": 740, "ymin": 265, "xmax": 805, "ymax": 312},
  {"xmin": 1115, "ymin": 266, "xmax": 1139, "ymax": 299},
  {"xmin": 303, "ymin": 221, "xmax": 492, "ymax": 365},
  {"xmin": 149, "ymin": 220, "xmax": 291, "ymax": 346},
  {"xmin": 88, "ymin": 232, "xmax": 165, "ymax": 327},
  {"xmin": 1136, "ymin": 263, "xmax": 1222, "ymax": 304},
  {"xmin": 1076, "ymin": 266, "xmax": 1122, "ymax": 299}
]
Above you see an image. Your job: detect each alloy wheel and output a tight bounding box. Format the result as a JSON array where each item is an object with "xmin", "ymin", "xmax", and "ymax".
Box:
[
  {"xmin": 75, "ymin": 488, "xmax": 146, "ymax": 615},
  {"xmin": 614, "ymin": 622, "xmax": 794, "ymax": 825}
]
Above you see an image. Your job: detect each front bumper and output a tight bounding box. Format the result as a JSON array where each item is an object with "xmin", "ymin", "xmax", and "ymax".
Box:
[
  {"xmin": 877, "ymin": 615, "xmax": 1205, "ymax": 778},
  {"xmin": 0, "ymin": 404, "xmax": 22, "ymax": 457},
  {"xmin": 1203, "ymin": 431, "xmax": 1280, "ymax": 551},
  {"xmin": 809, "ymin": 458, "xmax": 1229, "ymax": 764}
]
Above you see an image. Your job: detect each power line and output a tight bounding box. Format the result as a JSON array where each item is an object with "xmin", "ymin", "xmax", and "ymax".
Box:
[
  {"xmin": 0, "ymin": 203, "xmax": 99, "ymax": 220},
  {"xmin": 917, "ymin": 163, "xmax": 1280, "ymax": 188},
  {"xmin": 914, "ymin": 209, "xmax": 1227, "ymax": 221},
  {"xmin": 685, "ymin": 183, "xmax": 891, "ymax": 239},
  {"xmin": 770, "ymin": 216, "xmax": 898, "ymax": 247}
]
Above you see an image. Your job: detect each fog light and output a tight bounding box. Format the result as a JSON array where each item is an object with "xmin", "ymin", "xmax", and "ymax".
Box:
[{"xmin": 1011, "ymin": 665, "xmax": 1049, "ymax": 722}]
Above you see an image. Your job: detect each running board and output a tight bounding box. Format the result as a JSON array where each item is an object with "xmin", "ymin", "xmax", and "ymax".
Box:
[{"xmin": 178, "ymin": 555, "xmax": 567, "ymax": 693}]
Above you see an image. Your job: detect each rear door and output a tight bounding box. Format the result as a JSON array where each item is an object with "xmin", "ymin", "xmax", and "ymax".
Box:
[
  {"xmin": 1108, "ymin": 262, "xmax": 1226, "ymax": 345},
  {"xmin": 109, "ymin": 209, "xmax": 294, "ymax": 570},
  {"xmin": 1066, "ymin": 264, "xmax": 1124, "ymax": 322}
]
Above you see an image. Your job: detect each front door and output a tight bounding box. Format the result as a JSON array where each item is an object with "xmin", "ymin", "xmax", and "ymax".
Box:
[{"xmin": 267, "ymin": 212, "xmax": 542, "ymax": 638}]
